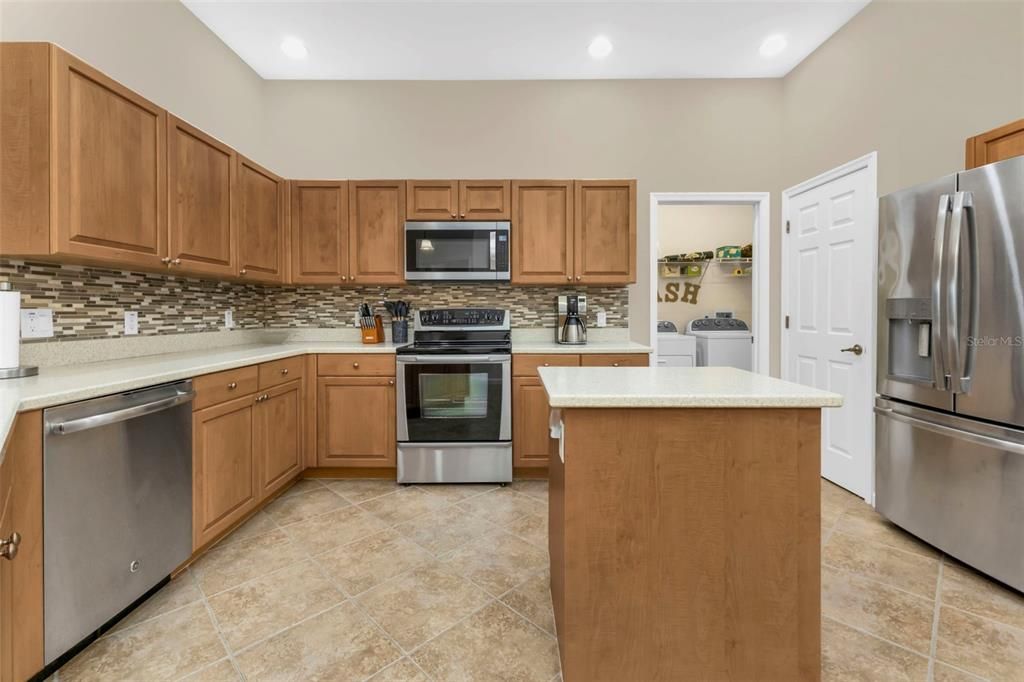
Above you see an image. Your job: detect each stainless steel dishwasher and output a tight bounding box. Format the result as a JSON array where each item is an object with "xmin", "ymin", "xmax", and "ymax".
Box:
[{"xmin": 43, "ymin": 380, "xmax": 194, "ymax": 664}]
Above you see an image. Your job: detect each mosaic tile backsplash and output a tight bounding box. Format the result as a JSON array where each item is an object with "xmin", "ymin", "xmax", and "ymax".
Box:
[{"xmin": 0, "ymin": 260, "xmax": 628, "ymax": 342}]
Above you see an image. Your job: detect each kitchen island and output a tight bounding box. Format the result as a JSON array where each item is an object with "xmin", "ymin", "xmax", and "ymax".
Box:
[{"xmin": 539, "ymin": 366, "xmax": 841, "ymax": 682}]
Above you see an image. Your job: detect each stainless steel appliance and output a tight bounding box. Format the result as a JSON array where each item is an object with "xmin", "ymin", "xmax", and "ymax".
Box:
[
  {"xmin": 404, "ymin": 221, "xmax": 510, "ymax": 281},
  {"xmin": 556, "ymin": 294, "xmax": 587, "ymax": 345},
  {"xmin": 876, "ymin": 155, "xmax": 1024, "ymax": 591},
  {"xmin": 43, "ymin": 381, "xmax": 194, "ymax": 664},
  {"xmin": 396, "ymin": 308, "xmax": 512, "ymax": 482}
]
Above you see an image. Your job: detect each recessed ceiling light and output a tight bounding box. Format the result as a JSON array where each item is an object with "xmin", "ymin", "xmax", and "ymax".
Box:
[
  {"xmin": 759, "ymin": 34, "xmax": 787, "ymax": 58},
  {"xmin": 280, "ymin": 37, "xmax": 308, "ymax": 60},
  {"xmin": 588, "ymin": 35, "xmax": 613, "ymax": 59}
]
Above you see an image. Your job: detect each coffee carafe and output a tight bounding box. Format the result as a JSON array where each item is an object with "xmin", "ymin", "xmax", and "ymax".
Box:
[{"xmin": 557, "ymin": 294, "xmax": 588, "ymax": 345}]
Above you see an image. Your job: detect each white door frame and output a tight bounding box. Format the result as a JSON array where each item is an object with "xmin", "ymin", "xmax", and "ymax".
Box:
[
  {"xmin": 781, "ymin": 151, "xmax": 878, "ymax": 501},
  {"xmin": 649, "ymin": 192, "xmax": 771, "ymax": 374}
]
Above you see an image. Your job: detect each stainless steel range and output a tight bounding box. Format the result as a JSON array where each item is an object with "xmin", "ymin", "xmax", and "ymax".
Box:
[{"xmin": 396, "ymin": 308, "xmax": 512, "ymax": 483}]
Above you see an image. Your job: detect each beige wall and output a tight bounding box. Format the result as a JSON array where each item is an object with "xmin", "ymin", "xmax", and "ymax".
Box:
[
  {"xmin": 0, "ymin": 0, "xmax": 269, "ymax": 166},
  {"xmin": 656, "ymin": 204, "xmax": 753, "ymax": 330},
  {"xmin": 3, "ymin": 0, "xmax": 1022, "ymax": 374}
]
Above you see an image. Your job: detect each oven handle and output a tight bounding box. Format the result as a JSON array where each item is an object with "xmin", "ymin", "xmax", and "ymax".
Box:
[{"xmin": 397, "ymin": 355, "xmax": 510, "ymax": 364}]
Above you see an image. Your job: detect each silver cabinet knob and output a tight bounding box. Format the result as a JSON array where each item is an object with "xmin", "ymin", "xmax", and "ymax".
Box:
[
  {"xmin": 281, "ymin": 368, "xmax": 289, "ymax": 375},
  {"xmin": 350, "ymin": 275, "xmax": 356, "ymax": 281},
  {"xmin": 352, "ymin": 362, "xmax": 360, "ymax": 368},
  {"xmin": 576, "ymin": 275, "xmax": 581, "ymax": 281},
  {"xmin": 612, "ymin": 363, "xmax": 620, "ymax": 367},
  {"xmin": 543, "ymin": 363, "xmax": 550, "ymax": 367},
  {"xmin": 161, "ymin": 257, "xmax": 171, "ymax": 264},
  {"xmin": 460, "ymin": 213, "xmax": 466, "ymax": 218},
  {"xmin": 840, "ymin": 344, "xmax": 864, "ymax": 356},
  {"xmin": 239, "ymin": 269, "xmax": 247, "ymax": 276},
  {"xmin": 0, "ymin": 531, "xmax": 21, "ymax": 560},
  {"xmin": 172, "ymin": 258, "xmax": 181, "ymax": 265},
  {"xmin": 450, "ymin": 213, "xmax": 456, "ymax": 218},
  {"xmin": 227, "ymin": 382, "xmax": 238, "ymax": 390},
  {"xmin": 341, "ymin": 276, "xmax": 348, "ymax": 281},
  {"xmin": 566, "ymin": 276, "xmax": 571, "ymax": 281},
  {"xmin": 388, "ymin": 379, "xmax": 395, "ymax": 385}
]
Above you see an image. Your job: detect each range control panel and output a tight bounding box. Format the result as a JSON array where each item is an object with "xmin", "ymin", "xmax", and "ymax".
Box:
[
  {"xmin": 418, "ymin": 308, "xmax": 507, "ymax": 327},
  {"xmin": 687, "ymin": 317, "xmax": 749, "ymax": 332}
]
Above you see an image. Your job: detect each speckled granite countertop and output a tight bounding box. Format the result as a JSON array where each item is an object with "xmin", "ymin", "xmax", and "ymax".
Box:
[{"xmin": 538, "ymin": 366, "xmax": 843, "ymax": 409}]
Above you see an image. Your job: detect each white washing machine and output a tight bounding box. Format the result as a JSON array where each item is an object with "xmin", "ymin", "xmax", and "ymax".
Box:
[
  {"xmin": 656, "ymin": 322, "xmax": 697, "ymax": 367},
  {"xmin": 685, "ymin": 317, "xmax": 753, "ymax": 370}
]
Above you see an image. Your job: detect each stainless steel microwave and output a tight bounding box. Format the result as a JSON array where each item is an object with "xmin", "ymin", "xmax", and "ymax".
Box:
[{"xmin": 404, "ymin": 221, "xmax": 510, "ymax": 281}]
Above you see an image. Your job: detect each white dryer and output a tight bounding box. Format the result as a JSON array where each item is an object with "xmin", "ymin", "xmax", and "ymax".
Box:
[
  {"xmin": 656, "ymin": 322, "xmax": 697, "ymax": 367},
  {"xmin": 685, "ymin": 317, "xmax": 753, "ymax": 370}
]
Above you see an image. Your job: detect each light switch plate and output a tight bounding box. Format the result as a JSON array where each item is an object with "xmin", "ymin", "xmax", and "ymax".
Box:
[
  {"xmin": 21, "ymin": 309, "xmax": 54, "ymax": 339},
  {"xmin": 596, "ymin": 310, "xmax": 608, "ymax": 327},
  {"xmin": 224, "ymin": 310, "xmax": 234, "ymax": 329},
  {"xmin": 124, "ymin": 311, "xmax": 139, "ymax": 335}
]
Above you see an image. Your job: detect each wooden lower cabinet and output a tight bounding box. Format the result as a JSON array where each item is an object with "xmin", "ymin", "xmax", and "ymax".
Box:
[
  {"xmin": 254, "ymin": 380, "xmax": 303, "ymax": 498},
  {"xmin": 580, "ymin": 353, "xmax": 649, "ymax": 367},
  {"xmin": 513, "ymin": 377, "xmax": 557, "ymax": 468},
  {"xmin": 192, "ymin": 394, "xmax": 258, "ymax": 549},
  {"xmin": 317, "ymin": 377, "xmax": 396, "ymax": 467}
]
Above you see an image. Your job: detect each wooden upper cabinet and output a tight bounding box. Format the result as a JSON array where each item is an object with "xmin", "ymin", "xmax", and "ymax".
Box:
[
  {"xmin": 236, "ymin": 156, "xmax": 286, "ymax": 283},
  {"xmin": 407, "ymin": 180, "xmax": 458, "ymax": 220},
  {"xmin": 291, "ymin": 180, "xmax": 349, "ymax": 284},
  {"xmin": 459, "ymin": 180, "xmax": 511, "ymax": 220},
  {"xmin": 573, "ymin": 179, "xmax": 637, "ymax": 284},
  {"xmin": 0, "ymin": 44, "xmax": 169, "ymax": 267},
  {"xmin": 966, "ymin": 118, "xmax": 1024, "ymax": 169},
  {"xmin": 349, "ymin": 180, "xmax": 406, "ymax": 284},
  {"xmin": 511, "ymin": 180, "xmax": 574, "ymax": 284},
  {"xmin": 167, "ymin": 115, "xmax": 236, "ymax": 277}
]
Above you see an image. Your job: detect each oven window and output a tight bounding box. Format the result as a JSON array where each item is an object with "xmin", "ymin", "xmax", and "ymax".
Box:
[
  {"xmin": 406, "ymin": 229, "xmax": 493, "ymax": 273},
  {"xmin": 419, "ymin": 372, "xmax": 489, "ymax": 419},
  {"xmin": 402, "ymin": 362, "xmax": 506, "ymax": 442}
]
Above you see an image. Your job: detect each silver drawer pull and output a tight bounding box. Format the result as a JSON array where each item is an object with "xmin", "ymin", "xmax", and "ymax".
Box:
[
  {"xmin": 1, "ymin": 532, "xmax": 22, "ymax": 560},
  {"xmin": 227, "ymin": 382, "xmax": 238, "ymax": 390}
]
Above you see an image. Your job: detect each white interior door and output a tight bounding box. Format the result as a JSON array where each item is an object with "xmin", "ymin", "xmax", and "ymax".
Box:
[{"xmin": 783, "ymin": 155, "xmax": 877, "ymax": 500}]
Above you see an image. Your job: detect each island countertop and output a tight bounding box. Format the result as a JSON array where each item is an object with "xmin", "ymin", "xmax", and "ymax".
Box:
[{"xmin": 538, "ymin": 366, "xmax": 842, "ymax": 408}]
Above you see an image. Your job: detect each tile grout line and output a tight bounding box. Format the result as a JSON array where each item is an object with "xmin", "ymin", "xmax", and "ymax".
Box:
[
  {"xmin": 192, "ymin": 570, "xmax": 248, "ymax": 682},
  {"xmin": 925, "ymin": 554, "xmax": 944, "ymax": 681},
  {"xmin": 821, "ymin": 558, "xmax": 939, "ymax": 604},
  {"xmin": 822, "ymin": 615, "xmax": 933, "ymax": 663}
]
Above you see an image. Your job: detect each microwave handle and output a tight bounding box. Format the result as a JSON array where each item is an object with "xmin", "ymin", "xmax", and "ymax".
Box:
[{"xmin": 490, "ymin": 231, "xmax": 496, "ymax": 271}]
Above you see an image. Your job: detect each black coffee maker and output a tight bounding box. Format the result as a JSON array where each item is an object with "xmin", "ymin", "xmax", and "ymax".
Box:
[{"xmin": 557, "ymin": 294, "xmax": 588, "ymax": 345}]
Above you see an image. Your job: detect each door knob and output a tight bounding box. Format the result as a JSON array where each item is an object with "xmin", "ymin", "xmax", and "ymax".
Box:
[
  {"xmin": 0, "ymin": 531, "xmax": 21, "ymax": 560},
  {"xmin": 840, "ymin": 344, "xmax": 864, "ymax": 356}
]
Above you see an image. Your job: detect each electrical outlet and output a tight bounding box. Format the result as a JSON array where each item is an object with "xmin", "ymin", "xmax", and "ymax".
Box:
[
  {"xmin": 596, "ymin": 310, "xmax": 608, "ymax": 327},
  {"xmin": 21, "ymin": 309, "xmax": 54, "ymax": 339},
  {"xmin": 224, "ymin": 310, "xmax": 234, "ymax": 329},
  {"xmin": 124, "ymin": 311, "xmax": 139, "ymax": 335}
]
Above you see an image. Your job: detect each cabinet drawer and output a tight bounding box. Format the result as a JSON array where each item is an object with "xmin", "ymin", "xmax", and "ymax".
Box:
[
  {"xmin": 318, "ymin": 354, "xmax": 396, "ymax": 377},
  {"xmin": 579, "ymin": 353, "xmax": 649, "ymax": 368},
  {"xmin": 513, "ymin": 354, "xmax": 580, "ymax": 377},
  {"xmin": 259, "ymin": 356, "xmax": 305, "ymax": 389},
  {"xmin": 193, "ymin": 366, "xmax": 259, "ymax": 410}
]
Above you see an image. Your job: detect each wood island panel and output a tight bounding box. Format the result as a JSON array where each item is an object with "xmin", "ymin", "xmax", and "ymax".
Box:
[{"xmin": 550, "ymin": 406, "xmax": 821, "ymax": 682}]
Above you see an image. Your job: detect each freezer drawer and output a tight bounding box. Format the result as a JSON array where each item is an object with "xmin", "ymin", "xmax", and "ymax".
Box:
[{"xmin": 875, "ymin": 398, "xmax": 1024, "ymax": 591}]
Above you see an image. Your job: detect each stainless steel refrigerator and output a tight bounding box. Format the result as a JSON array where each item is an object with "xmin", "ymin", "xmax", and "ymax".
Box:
[{"xmin": 876, "ymin": 154, "xmax": 1024, "ymax": 592}]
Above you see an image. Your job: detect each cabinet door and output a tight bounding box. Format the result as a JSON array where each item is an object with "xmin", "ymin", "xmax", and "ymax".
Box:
[
  {"xmin": 0, "ymin": 490, "xmax": 12, "ymax": 682},
  {"xmin": 511, "ymin": 180, "xmax": 574, "ymax": 284},
  {"xmin": 513, "ymin": 376, "xmax": 555, "ymax": 468},
  {"xmin": 579, "ymin": 353, "xmax": 649, "ymax": 368},
  {"xmin": 573, "ymin": 179, "xmax": 636, "ymax": 284},
  {"xmin": 167, "ymin": 115, "xmax": 236, "ymax": 277},
  {"xmin": 52, "ymin": 48, "xmax": 168, "ymax": 269},
  {"xmin": 291, "ymin": 180, "xmax": 349, "ymax": 284},
  {"xmin": 255, "ymin": 380, "xmax": 303, "ymax": 500},
  {"xmin": 236, "ymin": 156, "xmax": 286, "ymax": 284},
  {"xmin": 349, "ymin": 181, "xmax": 405, "ymax": 284},
  {"xmin": 317, "ymin": 377, "xmax": 396, "ymax": 467},
  {"xmin": 966, "ymin": 118, "xmax": 1024, "ymax": 169},
  {"xmin": 407, "ymin": 180, "xmax": 457, "ymax": 220},
  {"xmin": 459, "ymin": 180, "xmax": 511, "ymax": 220},
  {"xmin": 193, "ymin": 395, "xmax": 257, "ymax": 549}
]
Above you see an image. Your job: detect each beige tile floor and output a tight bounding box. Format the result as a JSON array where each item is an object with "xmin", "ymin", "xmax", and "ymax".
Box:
[{"xmin": 50, "ymin": 478, "xmax": 1024, "ymax": 681}]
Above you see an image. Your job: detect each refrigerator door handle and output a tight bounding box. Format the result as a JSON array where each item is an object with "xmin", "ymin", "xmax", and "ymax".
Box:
[
  {"xmin": 931, "ymin": 193, "xmax": 951, "ymax": 390},
  {"xmin": 946, "ymin": 191, "xmax": 977, "ymax": 394},
  {"xmin": 956, "ymin": 192, "xmax": 979, "ymax": 393},
  {"xmin": 875, "ymin": 406, "xmax": 1024, "ymax": 455}
]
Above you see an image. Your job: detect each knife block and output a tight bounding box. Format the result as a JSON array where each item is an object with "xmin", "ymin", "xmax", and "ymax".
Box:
[{"xmin": 362, "ymin": 315, "xmax": 385, "ymax": 344}]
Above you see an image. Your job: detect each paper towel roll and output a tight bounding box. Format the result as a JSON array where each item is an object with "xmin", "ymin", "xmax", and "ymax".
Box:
[{"xmin": 0, "ymin": 286, "xmax": 21, "ymax": 369}]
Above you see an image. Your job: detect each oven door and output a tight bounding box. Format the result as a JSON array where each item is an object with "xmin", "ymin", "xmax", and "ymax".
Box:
[
  {"xmin": 404, "ymin": 222, "xmax": 510, "ymax": 281},
  {"xmin": 397, "ymin": 355, "xmax": 511, "ymax": 442}
]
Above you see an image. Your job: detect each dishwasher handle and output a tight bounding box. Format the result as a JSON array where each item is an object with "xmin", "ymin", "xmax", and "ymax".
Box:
[{"xmin": 50, "ymin": 390, "xmax": 194, "ymax": 435}]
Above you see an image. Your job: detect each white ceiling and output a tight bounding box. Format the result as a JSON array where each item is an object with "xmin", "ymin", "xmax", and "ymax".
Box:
[{"xmin": 182, "ymin": 0, "xmax": 870, "ymax": 81}]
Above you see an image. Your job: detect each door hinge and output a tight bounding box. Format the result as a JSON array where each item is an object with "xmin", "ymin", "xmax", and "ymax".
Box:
[
  {"xmin": 785, "ymin": 315, "xmax": 790, "ymax": 329},
  {"xmin": 785, "ymin": 220, "xmax": 790, "ymax": 234}
]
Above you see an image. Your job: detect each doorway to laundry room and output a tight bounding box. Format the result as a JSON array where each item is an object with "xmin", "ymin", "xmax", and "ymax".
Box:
[{"xmin": 649, "ymin": 193, "xmax": 770, "ymax": 373}]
